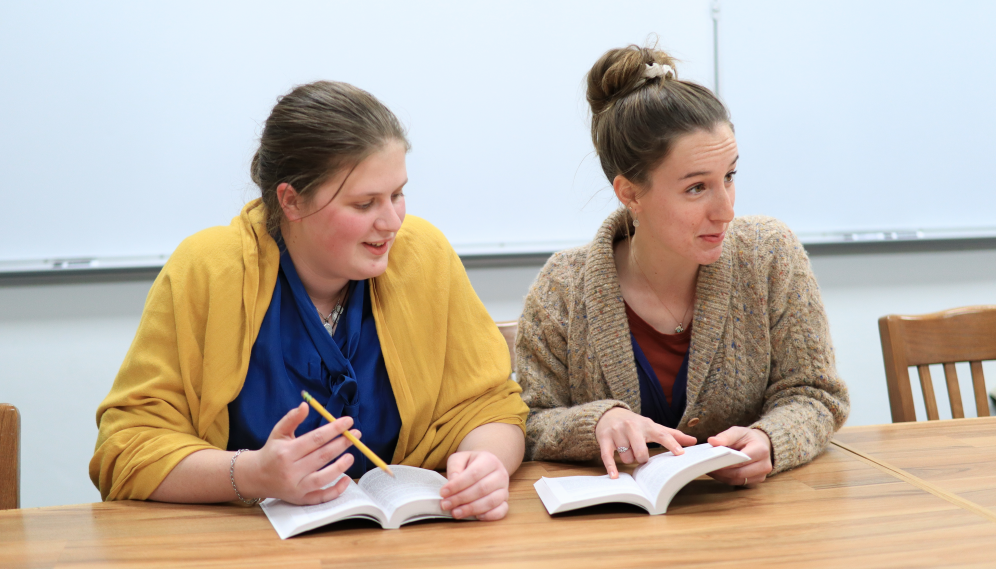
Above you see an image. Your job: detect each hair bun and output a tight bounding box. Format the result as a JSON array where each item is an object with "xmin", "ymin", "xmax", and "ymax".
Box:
[
  {"xmin": 584, "ymin": 41, "xmax": 728, "ymax": 188},
  {"xmin": 586, "ymin": 45, "xmax": 678, "ymax": 116}
]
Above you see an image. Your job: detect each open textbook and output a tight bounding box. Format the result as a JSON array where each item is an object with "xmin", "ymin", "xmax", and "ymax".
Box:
[
  {"xmin": 260, "ymin": 466, "xmax": 454, "ymax": 539},
  {"xmin": 534, "ymin": 443, "xmax": 751, "ymax": 516}
]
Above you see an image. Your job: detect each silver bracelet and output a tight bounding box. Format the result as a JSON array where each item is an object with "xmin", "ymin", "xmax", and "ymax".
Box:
[{"xmin": 229, "ymin": 449, "xmax": 261, "ymax": 506}]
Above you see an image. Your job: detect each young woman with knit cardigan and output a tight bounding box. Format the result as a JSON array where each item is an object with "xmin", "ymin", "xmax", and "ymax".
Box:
[
  {"xmin": 517, "ymin": 45, "xmax": 850, "ymax": 485},
  {"xmin": 91, "ymin": 81, "xmax": 527, "ymax": 521}
]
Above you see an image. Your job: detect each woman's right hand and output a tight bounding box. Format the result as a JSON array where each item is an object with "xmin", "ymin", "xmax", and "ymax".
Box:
[
  {"xmin": 236, "ymin": 402, "xmax": 358, "ymax": 505},
  {"xmin": 595, "ymin": 407, "xmax": 697, "ymax": 478}
]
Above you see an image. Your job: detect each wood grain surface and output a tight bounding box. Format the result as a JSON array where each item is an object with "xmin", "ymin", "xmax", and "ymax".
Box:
[
  {"xmin": 3, "ymin": 420, "xmax": 996, "ymax": 568},
  {"xmin": 834, "ymin": 416, "xmax": 996, "ymax": 516}
]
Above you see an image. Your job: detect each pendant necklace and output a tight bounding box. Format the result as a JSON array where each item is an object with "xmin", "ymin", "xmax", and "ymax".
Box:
[
  {"xmin": 319, "ymin": 286, "xmax": 350, "ymax": 336},
  {"xmin": 631, "ymin": 247, "xmax": 692, "ymax": 334}
]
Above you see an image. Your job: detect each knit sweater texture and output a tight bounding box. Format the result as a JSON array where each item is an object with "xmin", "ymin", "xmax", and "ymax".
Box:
[{"xmin": 516, "ymin": 208, "xmax": 849, "ymax": 474}]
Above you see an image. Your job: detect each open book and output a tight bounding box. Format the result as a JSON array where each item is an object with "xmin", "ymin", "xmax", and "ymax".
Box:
[
  {"xmin": 260, "ymin": 465, "xmax": 454, "ymax": 539},
  {"xmin": 534, "ymin": 443, "xmax": 751, "ymax": 516}
]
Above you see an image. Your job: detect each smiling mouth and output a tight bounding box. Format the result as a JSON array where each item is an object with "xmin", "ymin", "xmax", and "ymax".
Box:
[{"xmin": 363, "ymin": 239, "xmax": 392, "ymax": 255}]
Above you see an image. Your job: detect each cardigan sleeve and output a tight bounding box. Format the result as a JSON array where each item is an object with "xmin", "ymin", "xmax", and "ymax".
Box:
[
  {"xmin": 409, "ymin": 242, "xmax": 529, "ymax": 469},
  {"xmin": 370, "ymin": 216, "xmax": 528, "ymax": 470},
  {"xmin": 750, "ymin": 220, "xmax": 850, "ymax": 474},
  {"xmin": 89, "ymin": 240, "xmax": 229, "ymax": 501},
  {"xmin": 90, "ymin": 212, "xmax": 277, "ymax": 501},
  {"xmin": 516, "ymin": 255, "xmax": 629, "ymax": 461}
]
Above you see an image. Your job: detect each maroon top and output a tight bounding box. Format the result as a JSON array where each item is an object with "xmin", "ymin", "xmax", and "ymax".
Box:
[{"xmin": 624, "ymin": 301, "xmax": 692, "ymax": 404}]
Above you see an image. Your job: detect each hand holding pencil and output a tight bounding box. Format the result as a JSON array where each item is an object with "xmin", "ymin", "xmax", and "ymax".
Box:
[
  {"xmin": 229, "ymin": 393, "xmax": 393, "ymax": 506},
  {"xmin": 301, "ymin": 390, "xmax": 395, "ymax": 477},
  {"xmin": 232, "ymin": 400, "xmax": 360, "ymax": 506}
]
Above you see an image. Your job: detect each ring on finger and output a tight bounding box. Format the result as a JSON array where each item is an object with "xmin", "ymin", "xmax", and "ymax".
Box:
[
  {"xmin": 741, "ymin": 476, "xmax": 748, "ymax": 487},
  {"xmin": 616, "ymin": 446, "xmax": 630, "ymax": 454}
]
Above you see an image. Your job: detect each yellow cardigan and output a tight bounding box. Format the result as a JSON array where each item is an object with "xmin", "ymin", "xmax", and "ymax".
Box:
[{"xmin": 90, "ymin": 200, "xmax": 527, "ymax": 501}]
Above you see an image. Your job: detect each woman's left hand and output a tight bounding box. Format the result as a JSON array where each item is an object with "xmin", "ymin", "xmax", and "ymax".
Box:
[
  {"xmin": 440, "ymin": 450, "xmax": 510, "ymax": 521},
  {"xmin": 706, "ymin": 426, "xmax": 773, "ymax": 486}
]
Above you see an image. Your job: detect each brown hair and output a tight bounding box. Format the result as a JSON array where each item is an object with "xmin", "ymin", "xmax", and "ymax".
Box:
[
  {"xmin": 251, "ymin": 81, "xmax": 410, "ymax": 238},
  {"xmin": 586, "ymin": 43, "xmax": 730, "ymax": 189}
]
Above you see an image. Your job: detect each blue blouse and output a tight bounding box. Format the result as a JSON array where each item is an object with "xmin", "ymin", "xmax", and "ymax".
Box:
[
  {"xmin": 630, "ymin": 334, "xmax": 689, "ymax": 429},
  {"xmin": 227, "ymin": 248, "xmax": 402, "ymax": 479}
]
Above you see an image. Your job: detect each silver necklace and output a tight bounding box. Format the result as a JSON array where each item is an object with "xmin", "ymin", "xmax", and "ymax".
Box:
[
  {"xmin": 319, "ymin": 286, "xmax": 349, "ymax": 336},
  {"xmin": 631, "ymin": 247, "xmax": 692, "ymax": 334}
]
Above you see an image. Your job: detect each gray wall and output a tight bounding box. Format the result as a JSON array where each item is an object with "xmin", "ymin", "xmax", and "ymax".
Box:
[{"xmin": 3, "ymin": 248, "xmax": 995, "ymax": 509}]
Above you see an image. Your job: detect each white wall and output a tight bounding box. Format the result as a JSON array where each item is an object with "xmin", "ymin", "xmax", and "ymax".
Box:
[
  {"xmin": 812, "ymin": 250, "xmax": 996, "ymax": 426},
  {"xmin": 0, "ymin": 0, "xmax": 715, "ymax": 263},
  {"xmin": 719, "ymin": 0, "xmax": 996, "ymax": 237},
  {"xmin": 3, "ymin": 249, "xmax": 995, "ymax": 508}
]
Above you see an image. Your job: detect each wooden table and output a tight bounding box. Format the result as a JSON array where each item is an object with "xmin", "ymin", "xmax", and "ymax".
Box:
[
  {"xmin": 833, "ymin": 416, "xmax": 996, "ymax": 519},
  {"xmin": 4, "ymin": 419, "xmax": 996, "ymax": 569}
]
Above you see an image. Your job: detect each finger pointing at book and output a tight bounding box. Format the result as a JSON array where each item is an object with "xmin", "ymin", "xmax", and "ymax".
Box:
[
  {"xmin": 706, "ymin": 426, "xmax": 773, "ymax": 486},
  {"xmin": 595, "ymin": 408, "xmax": 697, "ymax": 479}
]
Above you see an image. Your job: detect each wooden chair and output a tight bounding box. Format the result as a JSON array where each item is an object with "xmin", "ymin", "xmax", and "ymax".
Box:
[
  {"xmin": 879, "ymin": 306, "xmax": 996, "ymax": 422},
  {"xmin": 495, "ymin": 320, "xmax": 518, "ymax": 374},
  {"xmin": 0, "ymin": 403, "xmax": 20, "ymax": 510}
]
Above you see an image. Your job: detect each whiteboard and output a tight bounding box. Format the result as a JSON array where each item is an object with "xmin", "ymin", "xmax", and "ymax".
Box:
[
  {"xmin": 720, "ymin": 0, "xmax": 996, "ymax": 239},
  {"xmin": 0, "ymin": 0, "xmax": 715, "ymax": 264}
]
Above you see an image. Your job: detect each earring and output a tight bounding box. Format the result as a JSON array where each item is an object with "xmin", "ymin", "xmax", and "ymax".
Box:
[{"xmin": 633, "ymin": 218, "xmax": 640, "ymax": 227}]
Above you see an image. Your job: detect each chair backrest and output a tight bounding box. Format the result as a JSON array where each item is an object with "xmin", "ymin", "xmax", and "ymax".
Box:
[
  {"xmin": 0, "ymin": 403, "xmax": 20, "ymax": 510},
  {"xmin": 879, "ymin": 305, "xmax": 996, "ymax": 422},
  {"xmin": 495, "ymin": 320, "xmax": 518, "ymax": 374}
]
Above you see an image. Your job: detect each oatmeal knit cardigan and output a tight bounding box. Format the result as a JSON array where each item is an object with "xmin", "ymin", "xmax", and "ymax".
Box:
[{"xmin": 516, "ymin": 208, "xmax": 849, "ymax": 474}]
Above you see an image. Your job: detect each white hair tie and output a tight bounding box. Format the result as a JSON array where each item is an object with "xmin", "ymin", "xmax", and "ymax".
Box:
[{"xmin": 643, "ymin": 62, "xmax": 674, "ymax": 80}]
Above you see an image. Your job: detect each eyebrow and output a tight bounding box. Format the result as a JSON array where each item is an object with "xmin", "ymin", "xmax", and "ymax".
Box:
[
  {"xmin": 351, "ymin": 180, "xmax": 409, "ymax": 198},
  {"xmin": 678, "ymin": 155, "xmax": 739, "ymax": 181}
]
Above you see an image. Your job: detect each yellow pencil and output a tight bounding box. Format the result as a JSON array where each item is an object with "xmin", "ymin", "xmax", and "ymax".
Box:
[{"xmin": 301, "ymin": 390, "xmax": 395, "ymax": 478}]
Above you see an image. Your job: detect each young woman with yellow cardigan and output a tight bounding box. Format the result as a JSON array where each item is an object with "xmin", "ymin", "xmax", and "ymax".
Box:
[{"xmin": 91, "ymin": 81, "xmax": 527, "ymax": 521}]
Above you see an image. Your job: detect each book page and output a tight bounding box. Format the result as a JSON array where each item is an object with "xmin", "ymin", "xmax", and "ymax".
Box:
[
  {"xmin": 299, "ymin": 476, "xmax": 378, "ymax": 516},
  {"xmin": 260, "ymin": 475, "xmax": 383, "ymax": 539},
  {"xmin": 544, "ymin": 473, "xmax": 644, "ymax": 501},
  {"xmin": 633, "ymin": 443, "xmax": 749, "ymax": 513},
  {"xmin": 534, "ymin": 473, "xmax": 654, "ymax": 515},
  {"xmin": 633, "ymin": 444, "xmax": 731, "ymax": 496},
  {"xmin": 357, "ymin": 465, "xmax": 448, "ymax": 517}
]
